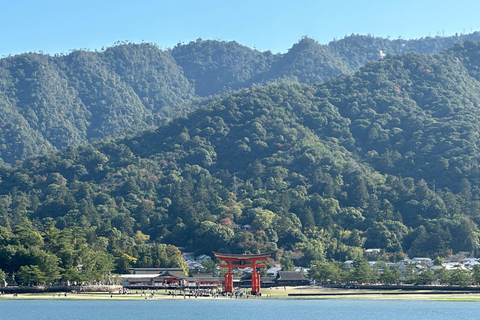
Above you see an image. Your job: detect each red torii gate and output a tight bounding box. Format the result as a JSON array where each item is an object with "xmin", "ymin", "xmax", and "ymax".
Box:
[{"xmin": 214, "ymin": 252, "xmax": 270, "ymax": 294}]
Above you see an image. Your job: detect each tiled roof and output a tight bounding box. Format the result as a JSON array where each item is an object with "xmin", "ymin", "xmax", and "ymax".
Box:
[{"xmin": 276, "ymin": 271, "xmax": 307, "ymax": 281}]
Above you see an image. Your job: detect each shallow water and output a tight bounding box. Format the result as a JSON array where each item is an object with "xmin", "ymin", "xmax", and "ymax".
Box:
[{"xmin": 2, "ymin": 299, "xmax": 480, "ymax": 320}]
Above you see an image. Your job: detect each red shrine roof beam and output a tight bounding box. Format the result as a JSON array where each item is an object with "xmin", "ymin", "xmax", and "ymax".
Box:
[{"xmin": 214, "ymin": 252, "xmax": 270, "ymax": 268}]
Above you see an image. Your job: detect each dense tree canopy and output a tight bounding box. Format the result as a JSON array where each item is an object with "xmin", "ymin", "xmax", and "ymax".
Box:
[
  {"xmin": 3, "ymin": 36, "xmax": 480, "ymax": 284},
  {"xmin": 2, "ymin": 33, "xmax": 480, "ymax": 164}
]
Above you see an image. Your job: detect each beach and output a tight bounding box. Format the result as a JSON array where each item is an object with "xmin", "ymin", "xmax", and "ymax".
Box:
[{"xmin": 3, "ymin": 286, "xmax": 480, "ymax": 301}]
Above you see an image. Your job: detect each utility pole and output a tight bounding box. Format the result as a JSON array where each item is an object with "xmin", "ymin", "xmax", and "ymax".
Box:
[{"xmin": 232, "ymin": 173, "xmax": 242, "ymax": 198}]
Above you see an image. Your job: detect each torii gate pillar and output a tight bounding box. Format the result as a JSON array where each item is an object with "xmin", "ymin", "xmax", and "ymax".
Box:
[{"xmin": 214, "ymin": 252, "xmax": 270, "ymax": 295}]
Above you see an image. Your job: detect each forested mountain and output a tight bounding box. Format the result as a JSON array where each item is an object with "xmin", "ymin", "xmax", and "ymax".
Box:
[
  {"xmin": 3, "ymin": 41, "xmax": 480, "ymax": 284},
  {"xmin": 0, "ymin": 43, "xmax": 197, "ymax": 165},
  {"xmin": 2, "ymin": 33, "xmax": 480, "ymax": 165}
]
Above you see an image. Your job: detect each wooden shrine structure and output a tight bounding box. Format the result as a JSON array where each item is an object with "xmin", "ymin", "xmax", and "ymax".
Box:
[{"xmin": 214, "ymin": 252, "xmax": 270, "ymax": 294}]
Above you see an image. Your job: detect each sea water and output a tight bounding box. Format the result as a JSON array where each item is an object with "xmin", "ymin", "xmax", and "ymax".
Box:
[{"xmin": 2, "ymin": 299, "xmax": 480, "ymax": 319}]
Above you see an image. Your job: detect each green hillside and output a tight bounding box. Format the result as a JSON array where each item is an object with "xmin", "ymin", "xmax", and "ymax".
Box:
[
  {"xmin": 3, "ymin": 41, "xmax": 480, "ymax": 284},
  {"xmin": 2, "ymin": 33, "xmax": 480, "ymax": 165},
  {"xmin": 0, "ymin": 43, "xmax": 197, "ymax": 164}
]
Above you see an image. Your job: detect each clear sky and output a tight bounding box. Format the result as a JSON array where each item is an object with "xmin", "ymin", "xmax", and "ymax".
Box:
[{"xmin": 2, "ymin": 0, "xmax": 480, "ymax": 57}]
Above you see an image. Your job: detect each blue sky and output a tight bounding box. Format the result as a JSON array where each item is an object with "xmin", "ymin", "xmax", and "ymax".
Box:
[{"xmin": 2, "ymin": 0, "xmax": 480, "ymax": 57}]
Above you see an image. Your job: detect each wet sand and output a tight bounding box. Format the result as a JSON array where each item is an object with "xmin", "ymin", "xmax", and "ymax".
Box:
[
  {"xmin": 262, "ymin": 286, "xmax": 480, "ymax": 301},
  {"xmin": 3, "ymin": 286, "xmax": 480, "ymax": 301}
]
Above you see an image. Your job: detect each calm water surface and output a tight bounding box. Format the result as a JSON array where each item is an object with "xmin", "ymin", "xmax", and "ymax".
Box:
[{"xmin": 2, "ymin": 299, "xmax": 480, "ymax": 320}]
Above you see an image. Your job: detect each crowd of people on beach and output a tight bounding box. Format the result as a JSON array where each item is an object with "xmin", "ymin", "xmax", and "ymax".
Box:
[
  {"xmin": 1, "ymin": 286, "xmax": 269, "ymax": 299},
  {"xmin": 108, "ymin": 287, "xmax": 264, "ymax": 299},
  {"xmin": 179, "ymin": 288, "xmax": 263, "ymax": 299}
]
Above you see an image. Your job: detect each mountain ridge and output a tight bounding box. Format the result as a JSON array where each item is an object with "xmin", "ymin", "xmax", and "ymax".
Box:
[{"xmin": 2, "ymin": 33, "xmax": 480, "ymax": 164}]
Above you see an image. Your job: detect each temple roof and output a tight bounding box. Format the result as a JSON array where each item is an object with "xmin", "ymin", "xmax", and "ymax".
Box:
[
  {"xmin": 276, "ymin": 271, "xmax": 307, "ymax": 281},
  {"xmin": 127, "ymin": 267, "xmax": 183, "ymax": 274}
]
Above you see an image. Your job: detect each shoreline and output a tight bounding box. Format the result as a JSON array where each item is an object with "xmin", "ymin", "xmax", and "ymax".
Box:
[
  {"xmin": 3, "ymin": 286, "xmax": 480, "ymax": 301},
  {"xmin": 265, "ymin": 286, "xmax": 480, "ymax": 301}
]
